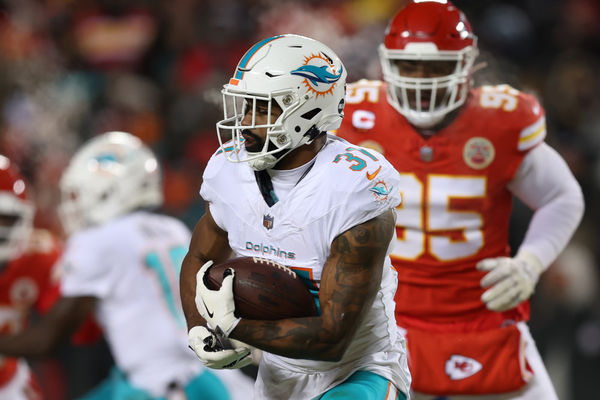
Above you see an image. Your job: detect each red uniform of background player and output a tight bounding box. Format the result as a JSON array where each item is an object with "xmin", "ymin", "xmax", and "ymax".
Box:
[
  {"xmin": 335, "ymin": 1, "xmax": 584, "ymax": 399},
  {"xmin": 0, "ymin": 155, "xmax": 62, "ymax": 400}
]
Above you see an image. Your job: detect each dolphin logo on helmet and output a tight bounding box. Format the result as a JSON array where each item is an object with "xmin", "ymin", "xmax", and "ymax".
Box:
[{"xmin": 291, "ymin": 64, "xmax": 344, "ymax": 86}]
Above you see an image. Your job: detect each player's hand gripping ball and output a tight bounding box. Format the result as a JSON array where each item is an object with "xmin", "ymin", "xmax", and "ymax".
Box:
[{"xmin": 204, "ymin": 256, "xmax": 318, "ymax": 320}]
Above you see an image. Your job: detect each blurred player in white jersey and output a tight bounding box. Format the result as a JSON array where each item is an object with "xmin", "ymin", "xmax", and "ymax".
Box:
[
  {"xmin": 0, "ymin": 131, "xmax": 254, "ymax": 399},
  {"xmin": 335, "ymin": 1, "xmax": 584, "ymax": 399},
  {"xmin": 0, "ymin": 155, "xmax": 62, "ymax": 400},
  {"xmin": 180, "ymin": 34, "xmax": 411, "ymax": 400}
]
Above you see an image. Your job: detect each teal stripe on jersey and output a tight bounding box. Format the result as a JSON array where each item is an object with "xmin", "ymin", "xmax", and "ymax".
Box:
[
  {"xmin": 79, "ymin": 367, "xmax": 231, "ymax": 400},
  {"xmin": 316, "ymin": 371, "xmax": 406, "ymax": 400}
]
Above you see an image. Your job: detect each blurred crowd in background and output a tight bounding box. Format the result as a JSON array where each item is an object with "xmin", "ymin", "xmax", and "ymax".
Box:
[{"xmin": 0, "ymin": 0, "xmax": 598, "ymax": 399}]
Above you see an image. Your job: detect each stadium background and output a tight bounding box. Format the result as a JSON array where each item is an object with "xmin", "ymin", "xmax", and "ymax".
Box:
[{"xmin": 0, "ymin": 0, "xmax": 597, "ymax": 398}]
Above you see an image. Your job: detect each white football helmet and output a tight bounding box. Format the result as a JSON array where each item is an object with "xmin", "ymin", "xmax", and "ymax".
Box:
[
  {"xmin": 379, "ymin": 0, "xmax": 478, "ymax": 128},
  {"xmin": 216, "ymin": 34, "xmax": 347, "ymax": 170},
  {"xmin": 59, "ymin": 131, "xmax": 163, "ymax": 235},
  {"xmin": 0, "ymin": 156, "xmax": 33, "ymax": 262}
]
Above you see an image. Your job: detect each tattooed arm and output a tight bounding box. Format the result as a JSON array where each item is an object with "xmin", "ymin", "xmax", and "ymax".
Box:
[{"xmin": 229, "ymin": 208, "xmax": 395, "ymax": 361}]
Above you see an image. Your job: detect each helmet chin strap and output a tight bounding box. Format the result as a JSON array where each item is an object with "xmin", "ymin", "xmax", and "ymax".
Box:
[
  {"xmin": 247, "ymin": 127, "xmax": 319, "ymax": 171},
  {"xmin": 248, "ymin": 154, "xmax": 278, "ymax": 171},
  {"xmin": 246, "ymin": 135, "xmax": 289, "ymax": 171}
]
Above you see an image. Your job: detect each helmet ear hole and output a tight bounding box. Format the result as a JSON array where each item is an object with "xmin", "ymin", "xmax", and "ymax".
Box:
[
  {"xmin": 304, "ymin": 126, "xmax": 322, "ymax": 142},
  {"xmin": 99, "ymin": 185, "xmax": 117, "ymax": 203}
]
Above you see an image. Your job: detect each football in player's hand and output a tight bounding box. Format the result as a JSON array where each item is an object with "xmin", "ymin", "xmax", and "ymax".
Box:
[{"xmin": 204, "ymin": 256, "xmax": 318, "ymax": 320}]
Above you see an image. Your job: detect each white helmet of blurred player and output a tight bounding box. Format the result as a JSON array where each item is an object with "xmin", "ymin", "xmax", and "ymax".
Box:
[
  {"xmin": 0, "ymin": 156, "xmax": 34, "ymax": 262},
  {"xmin": 216, "ymin": 34, "xmax": 347, "ymax": 170},
  {"xmin": 379, "ymin": 0, "xmax": 478, "ymax": 129},
  {"xmin": 59, "ymin": 131, "xmax": 163, "ymax": 235}
]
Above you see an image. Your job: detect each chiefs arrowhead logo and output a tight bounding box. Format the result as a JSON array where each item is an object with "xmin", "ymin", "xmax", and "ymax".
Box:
[{"xmin": 445, "ymin": 354, "xmax": 482, "ymax": 380}]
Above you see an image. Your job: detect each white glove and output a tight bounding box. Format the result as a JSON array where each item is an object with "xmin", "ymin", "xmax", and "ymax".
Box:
[
  {"xmin": 188, "ymin": 326, "xmax": 252, "ymax": 369},
  {"xmin": 477, "ymin": 252, "xmax": 544, "ymax": 312},
  {"xmin": 195, "ymin": 260, "xmax": 241, "ymax": 337}
]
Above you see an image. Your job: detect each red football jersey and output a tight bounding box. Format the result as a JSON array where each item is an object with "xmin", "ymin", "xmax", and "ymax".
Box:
[
  {"xmin": 336, "ymin": 80, "xmax": 546, "ymax": 331},
  {"xmin": 0, "ymin": 230, "xmax": 61, "ymax": 386}
]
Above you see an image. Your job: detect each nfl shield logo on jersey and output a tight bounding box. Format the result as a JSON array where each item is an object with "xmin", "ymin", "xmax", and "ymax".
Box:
[
  {"xmin": 419, "ymin": 146, "xmax": 434, "ymax": 162},
  {"xmin": 263, "ymin": 214, "xmax": 274, "ymax": 230}
]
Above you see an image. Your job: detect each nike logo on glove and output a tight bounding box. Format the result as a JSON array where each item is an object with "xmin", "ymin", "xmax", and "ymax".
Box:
[
  {"xmin": 202, "ymin": 299, "xmax": 214, "ymax": 318},
  {"xmin": 223, "ymin": 351, "xmax": 251, "ymax": 369}
]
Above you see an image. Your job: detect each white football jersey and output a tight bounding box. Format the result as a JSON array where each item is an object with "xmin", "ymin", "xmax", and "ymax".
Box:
[
  {"xmin": 59, "ymin": 212, "xmax": 200, "ymax": 396},
  {"xmin": 201, "ymin": 135, "xmax": 411, "ymax": 399}
]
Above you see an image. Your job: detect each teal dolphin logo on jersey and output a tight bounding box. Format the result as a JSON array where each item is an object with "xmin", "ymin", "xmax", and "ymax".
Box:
[{"xmin": 369, "ymin": 180, "xmax": 392, "ymax": 201}]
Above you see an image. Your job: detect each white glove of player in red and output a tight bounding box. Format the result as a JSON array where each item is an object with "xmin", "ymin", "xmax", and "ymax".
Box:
[
  {"xmin": 477, "ymin": 252, "xmax": 544, "ymax": 312},
  {"xmin": 195, "ymin": 260, "xmax": 241, "ymax": 337},
  {"xmin": 188, "ymin": 326, "xmax": 252, "ymax": 369}
]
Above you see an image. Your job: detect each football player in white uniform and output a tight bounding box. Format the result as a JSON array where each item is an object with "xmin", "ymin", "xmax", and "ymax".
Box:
[
  {"xmin": 0, "ymin": 131, "xmax": 254, "ymax": 399},
  {"xmin": 180, "ymin": 34, "xmax": 411, "ymax": 400}
]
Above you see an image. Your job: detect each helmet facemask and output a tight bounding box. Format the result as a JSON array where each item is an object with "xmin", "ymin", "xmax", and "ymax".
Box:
[
  {"xmin": 0, "ymin": 156, "xmax": 34, "ymax": 262},
  {"xmin": 217, "ymin": 89, "xmax": 309, "ymax": 171},
  {"xmin": 0, "ymin": 194, "xmax": 33, "ymax": 262},
  {"xmin": 379, "ymin": 43, "xmax": 478, "ymax": 129}
]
